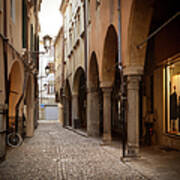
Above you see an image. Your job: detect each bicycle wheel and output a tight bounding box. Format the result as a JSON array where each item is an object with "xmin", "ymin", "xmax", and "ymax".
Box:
[{"xmin": 7, "ymin": 132, "xmax": 23, "ymax": 147}]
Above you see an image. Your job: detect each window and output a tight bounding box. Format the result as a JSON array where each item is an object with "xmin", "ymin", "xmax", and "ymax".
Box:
[
  {"xmin": 0, "ymin": 0, "xmax": 3, "ymax": 12},
  {"xmin": 165, "ymin": 61, "xmax": 180, "ymax": 135},
  {"xmin": 87, "ymin": 0, "xmax": 91, "ymax": 24},
  {"xmin": 47, "ymin": 84, "xmax": 55, "ymax": 94},
  {"xmin": 10, "ymin": 0, "xmax": 15, "ymax": 23},
  {"xmin": 22, "ymin": 0, "xmax": 27, "ymax": 48}
]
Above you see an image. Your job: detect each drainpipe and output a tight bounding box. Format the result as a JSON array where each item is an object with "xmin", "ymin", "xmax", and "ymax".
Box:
[
  {"xmin": 3, "ymin": 0, "xmax": 9, "ymax": 134},
  {"xmin": 83, "ymin": 0, "xmax": 88, "ymax": 75},
  {"xmin": 118, "ymin": 0, "xmax": 127, "ymax": 158},
  {"xmin": 62, "ymin": 30, "xmax": 65, "ymax": 93}
]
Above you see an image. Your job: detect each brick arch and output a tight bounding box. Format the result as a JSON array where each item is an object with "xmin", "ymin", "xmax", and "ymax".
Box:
[
  {"xmin": 64, "ymin": 79, "xmax": 72, "ymax": 98},
  {"xmin": 101, "ymin": 25, "xmax": 118, "ymax": 87},
  {"xmin": 88, "ymin": 52, "xmax": 100, "ymax": 90},
  {"xmin": 126, "ymin": 0, "xmax": 154, "ymax": 70},
  {"xmin": 9, "ymin": 61, "xmax": 24, "ymax": 128},
  {"xmin": 72, "ymin": 67, "xmax": 86, "ymax": 94}
]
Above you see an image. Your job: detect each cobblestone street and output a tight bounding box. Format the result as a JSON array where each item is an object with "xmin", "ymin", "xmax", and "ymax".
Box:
[{"xmin": 0, "ymin": 122, "xmax": 146, "ymax": 180}]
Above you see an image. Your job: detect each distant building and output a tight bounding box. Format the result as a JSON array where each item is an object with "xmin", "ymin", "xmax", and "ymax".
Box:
[
  {"xmin": 54, "ymin": 27, "xmax": 64, "ymax": 124},
  {"xmin": 59, "ymin": 0, "xmax": 87, "ymax": 129},
  {"xmin": 38, "ymin": 39, "xmax": 58, "ymax": 120}
]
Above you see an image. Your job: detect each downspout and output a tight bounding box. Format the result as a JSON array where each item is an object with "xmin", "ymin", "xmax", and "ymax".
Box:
[
  {"xmin": 3, "ymin": 0, "xmax": 9, "ymax": 133},
  {"xmin": 62, "ymin": 29, "xmax": 65, "ymax": 95},
  {"xmin": 84, "ymin": 0, "xmax": 88, "ymax": 75},
  {"xmin": 118, "ymin": 0, "xmax": 127, "ymax": 158},
  {"xmin": 62, "ymin": 31, "xmax": 65, "ymax": 127}
]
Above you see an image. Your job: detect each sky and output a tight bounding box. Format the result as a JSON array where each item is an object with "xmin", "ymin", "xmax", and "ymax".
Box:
[{"xmin": 39, "ymin": 0, "xmax": 63, "ymax": 40}]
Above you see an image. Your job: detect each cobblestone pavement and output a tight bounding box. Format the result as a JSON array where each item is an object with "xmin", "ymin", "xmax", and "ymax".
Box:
[{"xmin": 0, "ymin": 122, "xmax": 146, "ymax": 180}]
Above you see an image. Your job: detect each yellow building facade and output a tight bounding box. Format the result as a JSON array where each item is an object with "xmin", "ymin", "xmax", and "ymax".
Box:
[
  {"xmin": 0, "ymin": 0, "xmax": 42, "ymax": 160},
  {"xmin": 55, "ymin": 0, "xmax": 180, "ymax": 156}
]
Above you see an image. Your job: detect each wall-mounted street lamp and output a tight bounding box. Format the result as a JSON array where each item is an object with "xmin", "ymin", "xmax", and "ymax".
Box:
[
  {"xmin": 30, "ymin": 35, "xmax": 52, "ymax": 55},
  {"xmin": 45, "ymin": 65, "xmax": 50, "ymax": 76},
  {"xmin": 26, "ymin": 35, "xmax": 52, "ymax": 76},
  {"xmin": 43, "ymin": 35, "xmax": 52, "ymax": 51}
]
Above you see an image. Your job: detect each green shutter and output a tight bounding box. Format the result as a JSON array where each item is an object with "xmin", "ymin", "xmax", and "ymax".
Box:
[{"xmin": 22, "ymin": 0, "xmax": 27, "ymax": 48}]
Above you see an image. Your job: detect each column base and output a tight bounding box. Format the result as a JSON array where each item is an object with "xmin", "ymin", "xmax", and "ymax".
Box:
[
  {"xmin": 0, "ymin": 154, "xmax": 6, "ymax": 162},
  {"xmin": 127, "ymin": 144, "xmax": 139, "ymax": 157},
  {"xmin": 102, "ymin": 133, "xmax": 112, "ymax": 145}
]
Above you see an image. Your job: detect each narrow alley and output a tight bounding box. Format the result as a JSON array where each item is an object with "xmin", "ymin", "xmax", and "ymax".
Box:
[
  {"xmin": 1, "ymin": 122, "xmax": 180, "ymax": 180},
  {"xmin": 0, "ymin": 0, "xmax": 180, "ymax": 179},
  {"xmin": 0, "ymin": 122, "xmax": 145, "ymax": 180}
]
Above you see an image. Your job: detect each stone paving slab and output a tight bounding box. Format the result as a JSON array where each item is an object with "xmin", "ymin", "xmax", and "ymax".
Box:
[
  {"xmin": 96, "ymin": 138, "xmax": 180, "ymax": 180},
  {"xmin": 0, "ymin": 123, "xmax": 146, "ymax": 180}
]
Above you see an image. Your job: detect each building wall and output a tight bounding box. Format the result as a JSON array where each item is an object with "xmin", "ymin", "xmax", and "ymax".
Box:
[
  {"xmin": 54, "ymin": 28, "xmax": 64, "ymax": 123},
  {"xmin": 0, "ymin": 0, "xmax": 5, "ymax": 104},
  {"xmin": 61, "ymin": 0, "xmax": 85, "ymax": 92},
  {"xmin": 54, "ymin": 27, "xmax": 64, "ymax": 96},
  {"xmin": 88, "ymin": 0, "xmax": 119, "ymax": 83},
  {"xmin": 57, "ymin": 0, "xmax": 180, "ymax": 152},
  {"xmin": 0, "ymin": 0, "xmax": 42, "ymax": 159},
  {"xmin": 0, "ymin": 0, "xmax": 6, "ymax": 160},
  {"xmin": 6, "ymin": 0, "xmax": 23, "ymax": 52}
]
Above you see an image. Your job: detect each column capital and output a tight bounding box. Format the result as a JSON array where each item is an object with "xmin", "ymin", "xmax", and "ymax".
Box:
[
  {"xmin": 0, "ymin": 104, "xmax": 8, "ymax": 111},
  {"xmin": 87, "ymin": 87, "xmax": 98, "ymax": 94},
  {"xmin": 72, "ymin": 93, "xmax": 78, "ymax": 97},
  {"xmin": 123, "ymin": 65, "xmax": 144, "ymax": 76},
  {"xmin": 127, "ymin": 75, "xmax": 141, "ymax": 90},
  {"xmin": 100, "ymin": 81, "xmax": 113, "ymax": 88},
  {"xmin": 101, "ymin": 87, "xmax": 112, "ymax": 94}
]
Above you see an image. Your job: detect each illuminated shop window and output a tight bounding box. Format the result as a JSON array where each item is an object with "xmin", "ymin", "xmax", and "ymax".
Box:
[{"xmin": 166, "ymin": 61, "xmax": 180, "ymax": 135}]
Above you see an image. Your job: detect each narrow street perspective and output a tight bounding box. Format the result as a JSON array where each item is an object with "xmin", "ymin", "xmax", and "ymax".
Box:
[
  {"xmin": 1, "ymin": 122, "xmax": 180, "ymax": 180},
  {"xmin": 0, "ymin": 122, "xmax": 145, "ymax": 180},
  {"xmin": 0, "ymin": 0, "xmax": 180, "ymax": 179}
]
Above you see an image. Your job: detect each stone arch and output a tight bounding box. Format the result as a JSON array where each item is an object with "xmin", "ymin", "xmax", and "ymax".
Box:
[
  {"xmin": 125, "ymin": 0, "xmax": 154, "ymax": 72},
  {"xmin": 64, "ymin": 79, "xmax": 72, "ymax": 126},
  {"xmin": 72, "ymin": 67, "xmax": 87, "ymax": 130},
  {"xmin": 88, "ymin": 52, "xmax": 100, "ymax": 90},
  {"xmin": 101, "ymin": 25, "xmax": 118, "ymax": 87},
  {"xmin": 25, "ymin": 74, "xmax": 34, "ymax": 137},
  {"xmin": 87, "ymin": 52, "xmax": 103, "ymax": 136},
  {"xmin": 72, "ymin": 67, "xmax": 86, "ymax": 94},
  {"xmin": 9, "ymin": 61, "xmax": 23, "ymax": 130}
]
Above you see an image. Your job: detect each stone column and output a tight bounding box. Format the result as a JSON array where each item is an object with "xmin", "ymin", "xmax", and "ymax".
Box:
[
  {"xmin": 58, "ymin": 103, "xmax": 64, "ymax": 125},
  {"xmin": 72, "ymin": 94, "xmax": 78, "ymax": 129},
  {"xmin": 26, "ymin": 107, "xmax": 34, "ymax": 137},
  {"xmin": 87, "ymin": 88, "xmax": 100, "ymax": 137},
  {"xmin": 102, "ymin": 87, "xmax": 112, "ymax": 143},
  {"xmin": 127, "ymin": 75, "xmax": 141, "ymax": 156},
  {"xmin": 0, "ymin": 104, "xmax": 6, "ymax": 160}
]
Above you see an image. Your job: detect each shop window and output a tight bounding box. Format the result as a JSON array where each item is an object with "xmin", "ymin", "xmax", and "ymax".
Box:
[{"xmin": 166, "ymin": 61, "xmax": 180, "ymax": 135}]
